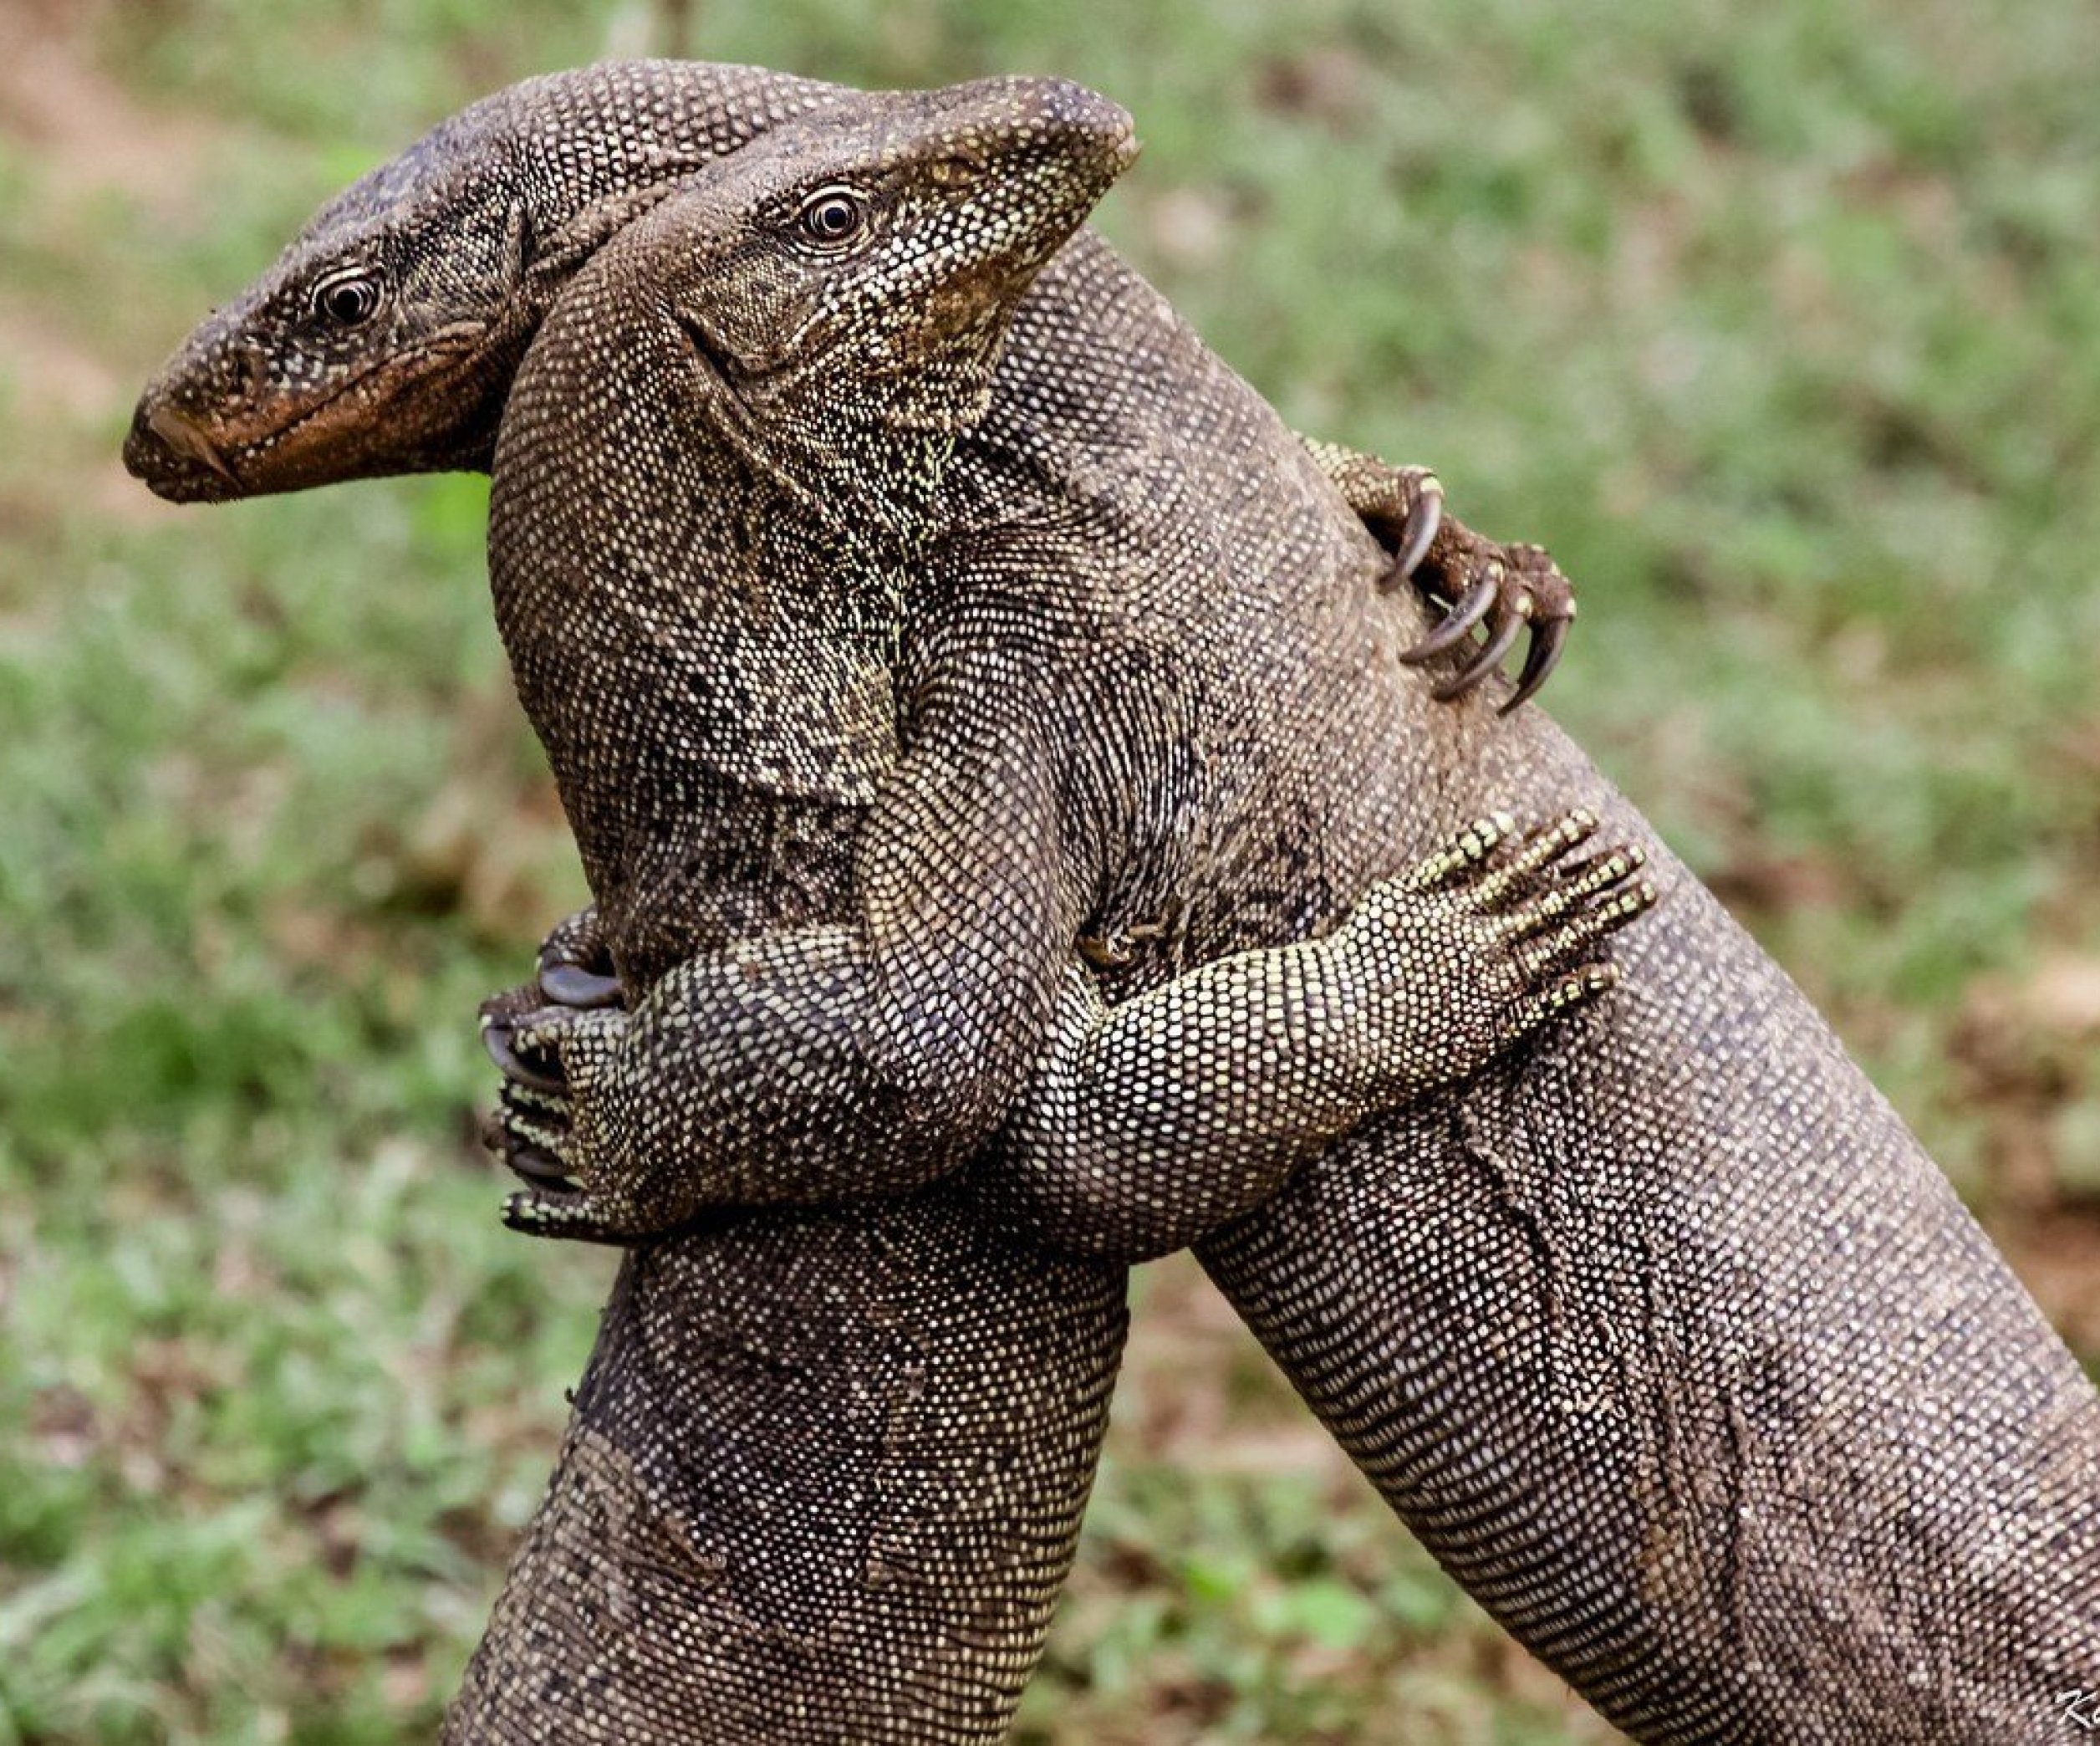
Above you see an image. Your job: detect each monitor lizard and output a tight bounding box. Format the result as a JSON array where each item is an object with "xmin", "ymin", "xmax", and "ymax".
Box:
[
  {"xmin": 125, "ymin": 60, "xmax": 1617, "ymax": 1744},
  {"xmin": 466, "ymin": 80, "xmax": 1650, "ymax": 1743},
  {"xmin": 127, "ymin": 58, "xmax": 2100, "ymax": 1746},
  {"xmin": 469, "ymin": 77, "xmax": 1644, "ymax": 1251}
]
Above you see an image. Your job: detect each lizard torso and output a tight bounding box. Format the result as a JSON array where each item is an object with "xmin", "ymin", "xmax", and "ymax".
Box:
[
  {"xmin": 128, "ymin": 60, "xmax": 2100, "ymax": 1746},
  {"xmin": 478, "ymin": 109, "xmax": 2100, "ymax": 1738}
]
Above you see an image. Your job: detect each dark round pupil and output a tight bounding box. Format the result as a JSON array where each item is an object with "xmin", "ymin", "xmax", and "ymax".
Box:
[
  {"xmin": 324, "ymin": 278, "xmax": 375, "ymax": 323},
  {"xmin": 811, "ymin": 199, "xmax": 857, "ymax": 238}
]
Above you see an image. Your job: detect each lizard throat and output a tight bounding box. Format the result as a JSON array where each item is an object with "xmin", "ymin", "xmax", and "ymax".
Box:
[{"xmin": 687, "ymin": 380, "xmax": 957, "ymax": 569}]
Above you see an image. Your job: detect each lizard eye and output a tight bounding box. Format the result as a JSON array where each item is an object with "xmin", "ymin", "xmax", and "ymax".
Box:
[
  {"xmin": 796, "ymin": 189, "xmax": 867, "ymax": 248},
  {"xmin": 313, "ymin": 269, "xmax": 382, "ymax": 327}
]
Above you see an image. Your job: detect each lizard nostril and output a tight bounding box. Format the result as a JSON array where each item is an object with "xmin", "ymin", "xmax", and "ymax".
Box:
[{"xmin": 132, "ymin": 401, "xmax": 239, "ymax": 488}]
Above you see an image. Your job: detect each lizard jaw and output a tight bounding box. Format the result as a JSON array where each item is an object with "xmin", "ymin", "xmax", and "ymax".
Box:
[
  {"xmin": 125, "ymin": 324, "xmax": 499, "ymax": 503},
  {"xmin": 126, "ymin": 401, "xmax": 243, "ymax": 501}
]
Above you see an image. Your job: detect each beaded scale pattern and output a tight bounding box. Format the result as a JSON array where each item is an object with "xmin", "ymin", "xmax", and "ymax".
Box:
[{"xmin": 127, "ymin": 60, "xmax": 2100, "ymax": 1746}]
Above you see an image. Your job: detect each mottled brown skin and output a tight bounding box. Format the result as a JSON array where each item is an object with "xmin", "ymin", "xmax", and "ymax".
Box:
[
  {"xmin": 451, "ymin": 81, "xmax": 1654, "ymax": 1743},
  {"xmin": 472, "ymin": 86, "xmax": 1647, "ymax": 1251},
  {"xmin": 123, "ymin": 63, "xmax": 1571, "ymax": 707},
  {"xmin": 129, "ymin": 59, "xmax": 2100, "ymax": 1746}
]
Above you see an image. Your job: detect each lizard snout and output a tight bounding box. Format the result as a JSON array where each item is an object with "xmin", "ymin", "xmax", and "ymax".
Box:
[
  {"xmin": 124, "ymin": 394, "xmax": 242, "ymax": 502},
  {"xmin": 1033, "ymin": 79, "xmax": 1140, "ymax": 176}
]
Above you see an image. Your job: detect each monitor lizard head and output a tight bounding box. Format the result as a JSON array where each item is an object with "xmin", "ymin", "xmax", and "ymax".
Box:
[
  {"xmin": 123, "ymin": 92, "xmax": 546, "ymax": 503},
  {"xmin": 575, "ymin": 75, "xmax": 1138, "ymax": 531},
  {"xmin": 481, "ymin": 76, "xmax": 1135, "ymax": 820},
  {"xmin": 120, "ymin": 62, "xmax": 846, "ymax": 503}
]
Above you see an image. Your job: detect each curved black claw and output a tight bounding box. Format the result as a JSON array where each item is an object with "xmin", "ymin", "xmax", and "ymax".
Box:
[
  {"xmin": 538, "ymin": 958, "xmax": 624, "ymax": 1008},
  {"xmin": 1500, "ymin": 615, "xmax": 1570, "ymax": 714},
  {"xmin": 504, "ymin": 1145, "xmax": 578, "ymax": 1190},
  {"xmin": 1400, "ymin": 576, "xmax": 1496, "ymax": 666},
  {"xmin": 1434, "ymin": 607, "xmax": 1527, "ymax": 701},
  {"xmin": 1394, "ymin": 508, "xmax": 1577, "ymax": 710},
  {"xmin": 1390, "ymin": 477, "xmax": 1443, "ymax": 582},
  {"xmin": 482, "ymin": 1016, "xmax": 566, "ymax": 1095}
]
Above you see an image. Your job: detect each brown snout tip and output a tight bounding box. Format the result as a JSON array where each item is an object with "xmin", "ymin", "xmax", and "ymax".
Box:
[{"xmin": 139, "ymin": 402, "xmax": 238, "ymax": 486}]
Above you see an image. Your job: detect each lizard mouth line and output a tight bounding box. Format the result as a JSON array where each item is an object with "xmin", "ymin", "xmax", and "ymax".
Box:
[
  {"xmin": 238, "ymin": 329, "xmax": 487, "ymax": 457},
  {"xmin": 146, "ymin": 328, "xmax": 489, "ymax": 493}
]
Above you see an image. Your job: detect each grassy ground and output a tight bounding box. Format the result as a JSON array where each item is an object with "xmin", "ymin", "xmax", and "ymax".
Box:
[{"xmin": 3, "ymin": 0, "xmax": 2097, "ymax": 1739}]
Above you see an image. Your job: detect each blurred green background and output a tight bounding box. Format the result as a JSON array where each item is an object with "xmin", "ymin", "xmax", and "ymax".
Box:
[{"xmin": 3, "ymin": 0, "xmax": 2097, "ymax": 1739}]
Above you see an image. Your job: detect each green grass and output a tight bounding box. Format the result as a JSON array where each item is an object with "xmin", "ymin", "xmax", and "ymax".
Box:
[{"xmin": 5, "ymin": 0, "xmax": 2100, "ymax": 1738}]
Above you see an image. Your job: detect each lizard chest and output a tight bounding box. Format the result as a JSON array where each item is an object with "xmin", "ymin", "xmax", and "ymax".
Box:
[
  {"xmin": 600, "ymin": 779, "xmax": 867, "ymax": 991},
  {"xmin": 1059, "ymin": 630, "xmax": 1344, "ymax": 999}
]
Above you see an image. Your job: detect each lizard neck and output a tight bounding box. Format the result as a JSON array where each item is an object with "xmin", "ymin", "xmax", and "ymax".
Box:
[
  {"xmin": 656, "ymin": 276, "xmax": 1010, "ymax": 579},
  {"xmin": 682, "ymin": 371, "xmax": 965, "ymax": 581},
  {"xmin": 489, "ymin": 256, "xmax": 938, "ymax": 911}
]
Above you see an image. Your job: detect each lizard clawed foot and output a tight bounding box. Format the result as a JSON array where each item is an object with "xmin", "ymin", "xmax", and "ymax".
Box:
[
  {"xmin": 475, "ymin": 906, "xmax": 633, "ymax": 1207},
  {"xmin": 480, "ymin": 918, "xmax": 691, "ymax": 1245},
  {"xmin": 502, "ymin": 1183, "xmax": 662, "ymax": 1248},
  {"xmin": 537, "ymin": 959, "xmax": 623, "ymax": 1008},
  {"xmin": 1396, "ymin": 533, "xmax": 1575, "ymax": 715},
  {"xmin": 488, "ymin": 1116, "xmax": 577, "ymax": 1189},
  {"xmin": 1435, "ymin": 809, "xmax": 1656, "ymax": 1043},
  {"xmin": 482, "ymin": 1006, "xmax": 568, "ymax": 1095},
  {"xmin": 478, "ymin": 995, "xmax": 583, "ymax": 1189},
  {"xmin": 497, "ymin": 1066, "xmax": 675, "ymax": 1246},
  {"xmin": 482, "ymin": 998, "xmax": 646, "ymax": 1242},
  {"xmin": 1398, "ymin": 809, "xmax": 1521, "ymax": 891},
  {"xmin": 1338, "ymin": 810, "xmax": 1658, "ymax": 1094},
  {"xmin": 1385, "ymin": 467, "xmax": 1444, "ymax": 582},
  {"xmin": 1302, "ymin": 439, "xmax": 1574, "ymax": 712}
]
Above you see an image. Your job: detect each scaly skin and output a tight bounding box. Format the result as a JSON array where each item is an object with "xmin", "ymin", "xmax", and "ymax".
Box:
[
  {"xmin": 122, "ymin": 61, "xmax": 1571, "ymax": 703},
  {"xmin": 469, "ymin": 84, "xmax": 1646, "ymax": 1249},
  {"xmin": 127, "ymin": 59, "xmax": 2100, "ymax": 1746},
  {"xmin": 492, "ymin": 809, "xmax": 1639, "ymax": 1253},
  {"xmin": 471, "ymin": 76, "xmax": 1647, "ymax": 1744}
]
